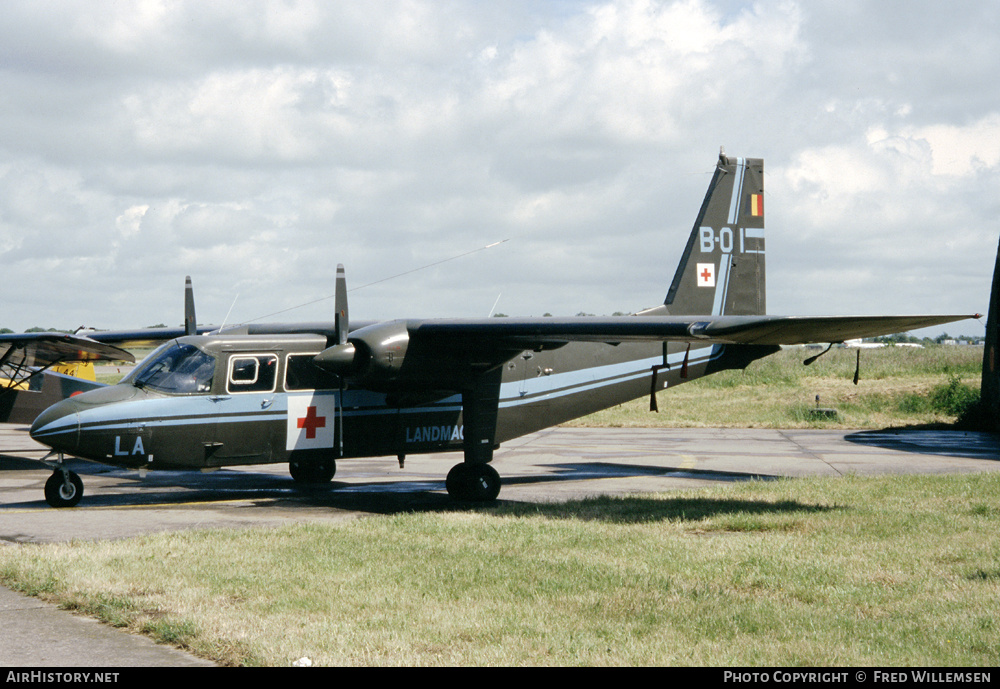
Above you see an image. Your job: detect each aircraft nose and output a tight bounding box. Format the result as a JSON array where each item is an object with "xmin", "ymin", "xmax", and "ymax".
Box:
[
  {"xmin": 30, "ymin": 398, "xmax": 81, "ymax": 454},
  {"xmin": 30, "ymin": 384, "xmax": 143, "ymax": 458}
]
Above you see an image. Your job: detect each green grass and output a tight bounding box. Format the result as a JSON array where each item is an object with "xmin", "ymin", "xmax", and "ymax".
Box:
[
  {"xmin": 568, "ymin": 346, "xmax": 985, "ymax": 429},
  {"xmin": 1, "ymin": 473, "xmax": 998, "ymax": 666}
]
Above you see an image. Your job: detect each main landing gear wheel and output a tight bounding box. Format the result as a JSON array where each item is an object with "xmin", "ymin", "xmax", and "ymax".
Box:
[
  {"xmin": 44, "ymin": 470, "xmax": 83, "ymax": 508},
  {"xmin": 446, "ymin": 463, "xmax": 501, "ymax": 502},
  {"xmin": 289, "ymin": 458, "xmax": 336, "ymax": 484}
]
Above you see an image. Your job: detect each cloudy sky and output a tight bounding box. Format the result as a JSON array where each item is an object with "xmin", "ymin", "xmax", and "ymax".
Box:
[{"xmin": 1, "ymin": 0, "xmax": 996, "ymax": 337}]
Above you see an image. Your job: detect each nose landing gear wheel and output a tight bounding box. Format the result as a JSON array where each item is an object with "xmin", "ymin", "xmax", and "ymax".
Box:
[{"xmin": 44, "ymin": 470, "xmax": 83, "ymax": 508}]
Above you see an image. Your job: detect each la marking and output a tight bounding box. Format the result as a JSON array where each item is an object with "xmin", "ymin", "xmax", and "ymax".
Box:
[{"xmin": 114, "ymin": 435, "xmax": 145, "ymax": 456}]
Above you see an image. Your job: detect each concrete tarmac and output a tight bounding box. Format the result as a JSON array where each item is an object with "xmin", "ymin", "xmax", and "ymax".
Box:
[{"xmin": 1, "ymin": 422, "xmax": 998, "ymax": 666}]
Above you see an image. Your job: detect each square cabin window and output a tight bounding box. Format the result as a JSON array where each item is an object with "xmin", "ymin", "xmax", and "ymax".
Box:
[
  {"xmin": 228, "ymin": 355, "xmax": 278, "ymax": 393},
  {"xmin": 285, "ymin": 353, "xmax": 341, "ymax": 391}
]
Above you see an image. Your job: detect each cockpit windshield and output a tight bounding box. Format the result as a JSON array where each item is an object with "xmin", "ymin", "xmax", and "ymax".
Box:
[{"xmin": 121, "ymin": 341, "xmax": 216, "ymax": 394}]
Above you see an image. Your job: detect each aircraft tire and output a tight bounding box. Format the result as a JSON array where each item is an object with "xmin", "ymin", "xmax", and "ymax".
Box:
[
  {"xmin": 445, "ymin": 463, "xmax": 471, "ymax": 499},
  {"xmin": 289, "ymin": 458, "xmax": 336, "ymax": 483},
  {"xmin": 446, "ymin": 463, "xmax": 501, "ymax": 502},
  {"xmin": 470, "ymin": 464, "xmax": 502, "ymax": 502},
  {"xmin": 44, "ymin": 471, "xmax": 83, "ymax": 508}
]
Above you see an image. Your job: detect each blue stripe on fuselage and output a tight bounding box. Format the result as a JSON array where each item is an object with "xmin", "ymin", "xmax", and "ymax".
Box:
[{"xmin": 32, "ymin": 345, "xmax": 723, "ymax": 438}]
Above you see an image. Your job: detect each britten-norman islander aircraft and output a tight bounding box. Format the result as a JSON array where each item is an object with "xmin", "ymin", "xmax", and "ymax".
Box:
[{"xmin": 25, "ymin": 152, "xmax": 978, "ymax": 507}]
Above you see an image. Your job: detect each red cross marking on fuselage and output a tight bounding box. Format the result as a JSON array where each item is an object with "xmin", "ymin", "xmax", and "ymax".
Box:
[
  {"xmin": 700, "ymin": 267, "xmax": 712, "ymax": 282},
  {"xmin": 297, "ymin": 405, "xmax": 327, "ymax": 439}
]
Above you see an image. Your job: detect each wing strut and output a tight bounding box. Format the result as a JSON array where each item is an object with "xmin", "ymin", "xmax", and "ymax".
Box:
[
  {"xmin": 649, "ymin": 342, "xmax": 670, "ymax": 412},
  {"xmin": 803, "ymin": 343, "xmax": 833, "ymax": 365},
  {"xmin": 461, "ymin": 367, "xmax": 502, "ymax": 466}
]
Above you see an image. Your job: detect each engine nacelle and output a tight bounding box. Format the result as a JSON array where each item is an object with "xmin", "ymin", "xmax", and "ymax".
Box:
[
  {"xmin": 351, "ymin": 320, "xmax": 410, "ymax": 381},
  {"xmin": 315, "ymin": 318, "xmax": 517, "ymax": 391},
  {"xmin": 314, "ymin": 320, "xmax": 409, "ymax": 386}
]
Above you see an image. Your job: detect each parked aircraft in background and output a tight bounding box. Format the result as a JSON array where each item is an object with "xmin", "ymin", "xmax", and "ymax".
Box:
[
  {"xmin": 24, "ymin": 152, "xmax": 977, "ymax": 507},
  {"xmin": 843, "ymin": 339, "xmax": 886, "ymax": 349},
  {"xmin": 1, "ymin": 334, "xmax": 131, "ymax": 425}
]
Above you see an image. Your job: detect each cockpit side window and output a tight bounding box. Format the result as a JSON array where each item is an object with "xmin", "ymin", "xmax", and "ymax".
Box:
[
  {"xmin": 228, "ymin": 354, "xmax": 277, "ymax": 393},
  {"xmin": 124, "ymin": 342, "xmax": 216, "ymax": 395}
]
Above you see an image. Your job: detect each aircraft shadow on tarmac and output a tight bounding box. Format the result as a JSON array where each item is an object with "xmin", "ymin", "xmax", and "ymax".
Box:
[
  {"xmin": 844, "ymin": 429, "xmax": 1000, "ymax": 461},
  {"xmin": 511, "ymin": 494, "xmax": 842, "ymax": 524},
  {"xmin": 0, "ymin": 455, "xmax": 44, "ymax": 472},
  {"xmin": 0, "ymin": 455, "xmax": 781, "ymax": 517}
]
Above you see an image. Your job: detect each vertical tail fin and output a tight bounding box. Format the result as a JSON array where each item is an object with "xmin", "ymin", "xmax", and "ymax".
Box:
[{"xmin": 663, "ymin": 152, "xmax": 766, "ymax": 316}]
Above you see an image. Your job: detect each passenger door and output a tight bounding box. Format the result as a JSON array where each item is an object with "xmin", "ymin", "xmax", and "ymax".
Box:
[{"xmin": 203, "ymin": 353, "xmax": 282, "ymax": 465}]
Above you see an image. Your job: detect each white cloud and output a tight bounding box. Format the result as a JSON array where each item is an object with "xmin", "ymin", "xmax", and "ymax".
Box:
[
  {"xmin": 897, "ymin": 114, "xmax": 1000, "ymax": 177},
  {"xmin": 0, "ymin": 0, "xmax": 995, "ymax": 336},
  {"xmin": 115, "ymin": 204, "xmax": 148, "ymax": 239}
]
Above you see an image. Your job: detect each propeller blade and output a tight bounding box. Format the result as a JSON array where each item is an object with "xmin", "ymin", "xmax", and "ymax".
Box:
[
  {"xmin": 335, "ymin": 264, "xmax": 348, "ymax": 345},
  {"xmin": 315, "ymin": 263, "xmax": 358, "ymax": 375},
  {"xmin": 184, "ymin": 276, "xmax": 197, "ymax": 337}
]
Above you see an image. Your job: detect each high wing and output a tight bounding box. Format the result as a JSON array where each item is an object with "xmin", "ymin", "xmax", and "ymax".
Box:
[
  {"xmin": 313, "ymin": 312, "xmax": 976, "ymax": 391},
  {"xmin": 404, "ymin": 313, "xmax": 976, "ymax": 347},
  {"xmin": 83, "ymin": 324, "xmax": 220, "ymax": 348},
  {"xmin": 79, "ymin": 275, "xmax": 371, "ymax": 348},
  {"xmin": 83, "ymin": 322, "xmax": 373, "ymax": 348}
]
